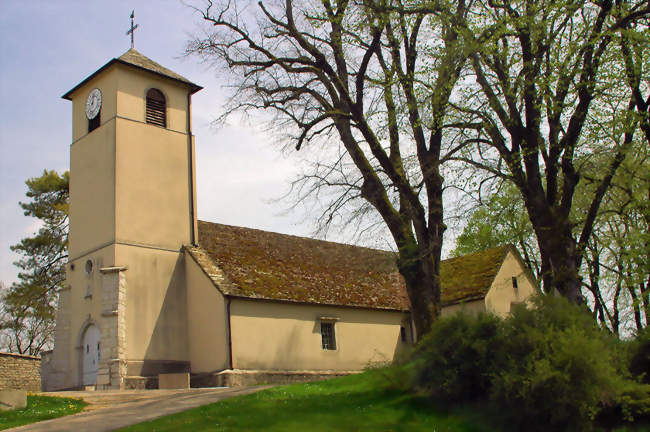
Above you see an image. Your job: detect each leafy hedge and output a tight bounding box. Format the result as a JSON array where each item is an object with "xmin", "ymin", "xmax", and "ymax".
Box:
[
  {"xmin": 628, "ymin": 327, "xmax": 650, "ymax": 384},
  {"xmin": 410, "ymin": 296, "xmax": 650, "ymax": 431}
]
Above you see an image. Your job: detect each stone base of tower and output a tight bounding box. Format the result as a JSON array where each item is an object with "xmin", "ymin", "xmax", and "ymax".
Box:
[
  {"xmin": 96, "ymin": 359, "xmax": 127, "ymax": 390},
  {"xmin": 96, "ymin": 266, "xmax": 128, "ymax": 390}
]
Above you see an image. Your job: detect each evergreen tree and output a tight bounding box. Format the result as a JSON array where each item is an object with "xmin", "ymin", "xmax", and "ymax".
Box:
[{"xmin": 1, "ymin": 170, "xmax": 69, "ymax": 355}]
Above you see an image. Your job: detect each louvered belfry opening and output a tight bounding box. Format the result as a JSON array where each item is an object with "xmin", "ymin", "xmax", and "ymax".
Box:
[{"xmin": 146, "ymin": 88, "xmax": 166, "ymax": 127}]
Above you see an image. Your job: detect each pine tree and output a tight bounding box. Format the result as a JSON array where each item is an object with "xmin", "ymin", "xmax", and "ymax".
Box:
[{"xmin": 1, "ymin": 170, "xmax": 69, "ymax": 355}]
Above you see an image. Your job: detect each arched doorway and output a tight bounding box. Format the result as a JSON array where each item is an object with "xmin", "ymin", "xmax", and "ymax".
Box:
[{"xmin": 82, "ymin": 325, "xmax": 101, "ymax": 386}]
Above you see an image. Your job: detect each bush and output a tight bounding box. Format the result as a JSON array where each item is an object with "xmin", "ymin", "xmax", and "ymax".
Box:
[
  {"xmin": 628, "ymin": 327, "xmax": 650, "ymax": 384},
  {"xmin": 491, "ymin": 296, "xmax": 622, "ymax": 431},
  {"xmin": 411, "ymin": 311, "xmax": 505, "ymax": 403},
  {"xmin": 597, "ymin": 380, "xmax": 650, "ymax": 427},
  {"xmin": 410, "ymin": 295, "xmax": 649, "ymax": 431}
]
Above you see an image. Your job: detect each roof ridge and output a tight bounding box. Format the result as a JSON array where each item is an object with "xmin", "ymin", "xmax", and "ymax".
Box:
[
  {"xmin": 197, "ymin": 219, "xmax": 512, "ymax": 266},
  {"xmin": 443, "ymin": 244, "xmax": 511, "ymax": 263},
  {"xmin": 197, "ymin": 220, "xmax": 395, "ymax": 255}
]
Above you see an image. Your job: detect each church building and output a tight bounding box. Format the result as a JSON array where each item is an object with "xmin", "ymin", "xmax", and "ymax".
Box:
[{"xmin": 43, "ymin": 49, "xmax": 537, "ymax": 391}]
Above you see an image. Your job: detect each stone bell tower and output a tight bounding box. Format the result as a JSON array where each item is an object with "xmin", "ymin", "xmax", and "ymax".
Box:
[{"xmin": 45, "ymin": 49, "xmax": 201, "ymax": 390}]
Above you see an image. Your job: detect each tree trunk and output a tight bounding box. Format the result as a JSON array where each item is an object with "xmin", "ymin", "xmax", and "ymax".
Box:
[
  {"xmin": 396, "ymin": 240, "xmax": 441, "ymax": 339},
  {"xmin": 628, "ymin": 284, "xmax": 643, "ymax": 332},
  {"xmin": 639, "ymin": 275, "xmax": 650, "ymax": 330},
  {"xmin": 526, "ymin": 200, "xmax": 583, "ymax": 302},
  {"xmin": 539, "ymin": 235, "xmax": 582, "ymax": 302}
]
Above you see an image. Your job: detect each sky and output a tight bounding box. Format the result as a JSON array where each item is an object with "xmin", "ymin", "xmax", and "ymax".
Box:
[
  {"xmin": 0, "ymin": 1, "xmax": 465, "ymax": 286},
  {"xmin": 0, "ymin": 1, "xmax": 319, "ymax": 285}
]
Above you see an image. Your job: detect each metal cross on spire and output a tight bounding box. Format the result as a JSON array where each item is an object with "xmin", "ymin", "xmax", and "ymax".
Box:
[{"xmin": 126, "ymin": 10, "xmax": 139, "ymax": 49}]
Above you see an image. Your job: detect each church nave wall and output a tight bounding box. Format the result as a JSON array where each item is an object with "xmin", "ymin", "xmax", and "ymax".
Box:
[
  {"xmin": 229, "ymin": 299, "xmax": 409, "ymax": 372},
  {"xmin": 185, "ymin": 251, "xmax": 229, "ymax": 373}
]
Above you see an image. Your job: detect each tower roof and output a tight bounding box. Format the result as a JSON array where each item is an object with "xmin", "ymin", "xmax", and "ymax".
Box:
[{"xmin": 62, "ymin": 49, "xmax": 202, "ymax": 100}]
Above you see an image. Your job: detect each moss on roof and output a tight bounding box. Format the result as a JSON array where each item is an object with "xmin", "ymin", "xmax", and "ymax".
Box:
[
  {"xmin": 440, "ymin": 246, "xmax": 510, "ymax": 303},
  {"xmin": 191, "ymin": 221, "xmax": 511, "ymax": 310}
]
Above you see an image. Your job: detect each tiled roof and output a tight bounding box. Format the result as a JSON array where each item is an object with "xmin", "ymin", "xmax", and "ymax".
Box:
[
  {"xmin": 440, "ymin": 246, "xmax": 510, "ymax": 303},
  {"xmin": 188, "ymin": 221, "xmax": 511, "ymax": 311},
  {"xmin": 62, "ymin": 49, "xmax": 201, "ymax": 100},
  {"xmin": 117, "ymin": 49, "xmax": 198, "ymax": 88}
]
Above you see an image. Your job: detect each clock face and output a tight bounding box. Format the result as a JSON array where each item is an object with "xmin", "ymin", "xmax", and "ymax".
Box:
[{"xmin": 85, "ymin": 88, "xmax": 102, "ymax": 120}]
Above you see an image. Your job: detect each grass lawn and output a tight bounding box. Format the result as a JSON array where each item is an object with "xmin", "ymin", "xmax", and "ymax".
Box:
[
  {"xmin": 0, "ymin": 394, "xmax": 86, "ymax": 430},
  {"xmin": 119, "ymin": 369, "xmax": 498, "ymax": 432}
]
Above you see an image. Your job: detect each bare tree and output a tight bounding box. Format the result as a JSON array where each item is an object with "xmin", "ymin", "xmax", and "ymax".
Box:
[
  {"xmin": 0, "ymin": 282, "xmax": 54, "ymax": 356},
  {"xmin": 186, "ymin": 0, "xmax": 481, "ymax": 335},
  {"xmin": 452, "ymin": 0, "xmax": 650, "ymax": 302}
]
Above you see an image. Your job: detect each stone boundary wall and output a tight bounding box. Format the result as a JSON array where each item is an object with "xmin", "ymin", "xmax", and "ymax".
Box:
[{"xmin": 0, "ymin": 352, "xmax": 41, "ymax": 391}]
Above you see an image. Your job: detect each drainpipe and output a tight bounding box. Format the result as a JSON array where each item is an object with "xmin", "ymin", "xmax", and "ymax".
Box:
[
  {"xmin": 227, "ymin": 297, "xmax": 234, "ymax": 369},
  {"xmin": 187, "ymin": 92, "xmax": 197, "ymax": 246}
]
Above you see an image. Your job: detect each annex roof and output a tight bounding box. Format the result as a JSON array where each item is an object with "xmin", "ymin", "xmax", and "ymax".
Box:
[
  {"xmin": 62, "ymin": 49, "xmax": 202, "ymax": 100},
  {"xmin": 186, "ymin": 221, "xmax": 512, "ymax": 311}
]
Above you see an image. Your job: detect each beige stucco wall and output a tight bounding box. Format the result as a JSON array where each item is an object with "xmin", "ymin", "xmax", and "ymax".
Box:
[
  {"xmin": 115, "ymin": 64, "xmax": 189, "ymax": 134},
  {"xmin": 51, "ymin": 243, "xmax": 190, "ymax": 388},
  {"xmin": 52, "ymin": 244, "xmax": 116, "ymax": 389},
  {"xmin": 68, "ymin": 62, "xmax": 193, "ymax": 253},
  {"xmin": 70, "ymin": 68, "xmax": 119, "ymax": 142},
  {"xmin": 116, "ymin": 244, "xmax": 189, "ymax": 363},
  {"xmin": 230, "ymin": 299, "xmax": 410, "ymax": 371},
  {"xmin": 67, "ymin": 63, "xmax": 190, "ymax": 141},
  {"xmin": 441, "ymin": 299, "xmax": 486, "ymax": 317},
  {"xmin": 114, "ymin": 118, "xmax": 191, "ymax": 249},
  {"xmin": 485, "ymin": 250, "xmax": 537, "ymax": 317},
  {"xmin": 185, "ymin": 253, "xmax": 229, "ymax": 373},
  {"xmin": 68, "ymin": 121, "xmax": 116, "ymax": 259}
]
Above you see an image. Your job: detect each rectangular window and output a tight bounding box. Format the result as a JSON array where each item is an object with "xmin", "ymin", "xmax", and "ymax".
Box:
[
  {"xmin": 512, "ymin": 276, "xmax": 519, "ymax": 289},
  {"xmin": 321, "ymin": 322, "xmax": 336, "ymax": 350},
  {"xmin": 400, "ymin": 326, "xmax": 407, "ymax": 342}
]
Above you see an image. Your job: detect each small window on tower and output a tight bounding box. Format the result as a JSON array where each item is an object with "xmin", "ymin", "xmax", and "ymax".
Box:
[
  {"xmin": 88, "ymin": 112, "xmax": 100, "ymax": 133},
  {"xmin": 512, "ymin": 276, "xmax": 519, "ymax": 290},
  {"xmin": 85, "ymin": 259, "xmax": 93, "ymax": 275},
  {"xmin": 146, "ymin": 88, "xmax": 166, "ymax": 128}
]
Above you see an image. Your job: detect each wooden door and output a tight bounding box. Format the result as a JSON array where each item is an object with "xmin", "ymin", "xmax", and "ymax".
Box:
[{"xmin": 82, "ymin": 325, "xmax": 101, "ymax": 386}]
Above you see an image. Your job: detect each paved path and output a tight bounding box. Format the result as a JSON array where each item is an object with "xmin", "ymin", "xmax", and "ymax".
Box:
[{"xmin": 10, "ymin": 386, "xmax": 270, "ymax": 432}]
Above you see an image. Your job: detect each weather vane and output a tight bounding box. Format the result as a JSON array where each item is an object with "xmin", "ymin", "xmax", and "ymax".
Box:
[{"xmin": 126, "ymin": 10, "xmax": 139, "ymax": 49}]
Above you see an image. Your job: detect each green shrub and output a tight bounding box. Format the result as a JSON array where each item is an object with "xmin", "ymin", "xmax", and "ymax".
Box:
[
  {"xmin": 628, "ymin": 327, "xmax": 650, "ymax": 384},
  {"xmin": 491, "ymin": 296, "xmax": 622, "ymax": 431},
  {"xmin": 597, "ymin": 380, "xmax": 650, "ymax": 428},
  {"xmin": 411, "ymin": 311, "xmax": 505, "ymax": 403},
  {"xmin": 409, "ymin": 295, "xmax": 649, "ymax": 431}
]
